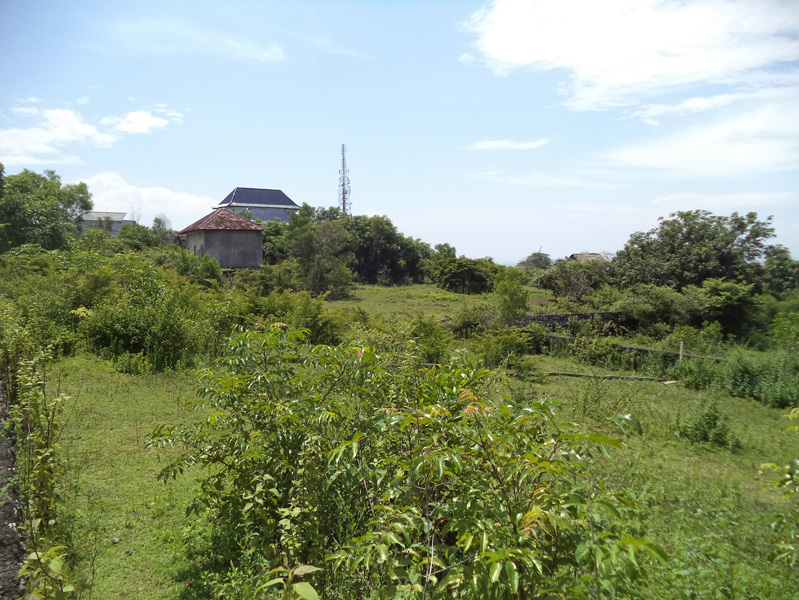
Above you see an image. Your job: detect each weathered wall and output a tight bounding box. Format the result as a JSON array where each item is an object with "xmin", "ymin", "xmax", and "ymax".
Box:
[{"xmin": 185, "ymin": 230, "xmax": 263, "ymax": 269}]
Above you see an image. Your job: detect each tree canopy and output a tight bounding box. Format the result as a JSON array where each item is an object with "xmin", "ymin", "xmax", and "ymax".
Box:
[
  {"xmin": 613, "ymin": 210, "xmax": 775, "ymax": 290},
  {"xmin": 0, "ymin": 164, "xmax": 93, "ymax": 253}
]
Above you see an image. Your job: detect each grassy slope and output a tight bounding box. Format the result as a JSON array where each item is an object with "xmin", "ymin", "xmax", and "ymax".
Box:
[
  {"xmin": 53, "ymin": 355, "xmax": 198, "ymax": 599},
  {"xmin": 53, "ymin": 285, "xmax": 799, "ymax": 598},
  {"xmin": 328, "ymin": 283, "xmax": 493, "ymax": 320}
]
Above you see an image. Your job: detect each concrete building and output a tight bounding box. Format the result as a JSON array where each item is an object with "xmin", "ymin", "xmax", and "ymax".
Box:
[
  {"xmin": 79, "ymin": 211, "xmax": 137, "ymax": 236},
  {"xmin": 213, "ymin": 187, "xmax": 300, "ymax": 223},
  {"xmin": 179, "ymin": 209, "xmax": 263, "ymax": 269}
]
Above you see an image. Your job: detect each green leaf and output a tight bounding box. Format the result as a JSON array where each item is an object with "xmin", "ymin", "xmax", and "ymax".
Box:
[
  {"xmin": 505, "ymin": 561, "xmax": 518, "ymax": 593},
  {"xmin": 489, "ymin": 562, "xmax": 502, "ymax": 583},
  {"xmin": 588, "ymin": 432, "xmax": 624, "ymax": 449},
  {"xmin": 293, "ymin": 564, "xmax": 323, "ymax": 577},
  {"xmin": 292, "ymin": 581, "xmax": 320, "ymax": 600}
]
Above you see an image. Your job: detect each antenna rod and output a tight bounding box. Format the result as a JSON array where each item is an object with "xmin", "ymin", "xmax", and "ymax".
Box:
[{"xmin": 338, "ymin": 144, "xmax": 351, "ymax": 215}]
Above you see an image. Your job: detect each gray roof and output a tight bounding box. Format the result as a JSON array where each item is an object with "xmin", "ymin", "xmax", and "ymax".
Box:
[
  {"xmin": 83, "ymin": 211, "xmax": 127, "ymax": 220},
  {"xmin": 213, "ymin": 188, "xmax": 299, "ymax": 210}
]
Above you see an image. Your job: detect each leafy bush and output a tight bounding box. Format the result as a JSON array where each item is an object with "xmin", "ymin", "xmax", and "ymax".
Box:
[
  {"xmin": 447, "ymin": 303, "xmax": 496, "ymax": 339},
  {"xmin": 471, "ymin": 327, "xmax": 531, "ymax": 367},
  {"xmin": 616, "ymin": 284, "xmax": 695, "ymax": 336},
  {"xmin": 113, "ymin": 351, "xmax": 154, "ymax": 376},
  {"xmin": 436, "ymin": 257, "xmax": 497, "ymax": 294},
  {"xmin": 677, "ymin": 402, "xmax": 741, "ymax": 450},
  {"xmin": 150, "ymin": 325, "xmax": 665, "ymax": 599}
]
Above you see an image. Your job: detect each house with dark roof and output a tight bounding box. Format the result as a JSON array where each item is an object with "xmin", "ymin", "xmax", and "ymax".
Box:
[
  {"xmin": 213, "ymin": 187, "xmax": 300, "ymax": 223},
  {"xmin": 79, "ymin": 211, "xmax": 137, "ymax": 236},
  {"xmin": 179, "ymin": 210, "xmax": 263, "ymax": 269}
]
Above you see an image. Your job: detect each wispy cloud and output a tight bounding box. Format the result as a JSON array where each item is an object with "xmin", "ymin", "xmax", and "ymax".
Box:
[
  {"xmin": 652, "ymin": 191, "xmax": 796, "ymax": 211},
  {"xmin": 605, "ymin": 98, "xmax": 799, "ymax": 176},
  {"xmin": 110, "ymin": 17, "xmax": 285, "ymax": 63},
  {"xmin": 0, "ymin": 106, "xmax": 182, "ymax": 166},
  {"xmin": 84, "ymin": 173, "xmax": 215, "ymax": 229},
  {"xmin": 466, "ymin": 138, "xmax": 550, "ymax": 150},
  {"xmin": 632, "ymin": 85, "xmax": 797, "ymax": 125},
  {"xmin": 465, "ymin": 0, "xmax": 799, "ymax": 111},
  {"xmin": 100, "ymin": 111, "xmax": 169, "ymax": 134}
]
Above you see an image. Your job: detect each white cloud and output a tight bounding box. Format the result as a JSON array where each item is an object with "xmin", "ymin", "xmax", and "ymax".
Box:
[
  {"xmin": 111, "ymin": 17, "xmax": 285, "ymax": 63},
  {"xmin": 11, "ymin": 106, "xmax": 41, "ymax": 117},
  {"xmin": 0, "ymin": 106, "xmax": 181, "ymax": 166},
  {"xmin": 83, "ymin": 173, "xmax": 215, "ymax": 229},
  {"xmin": 652, "ymin": 191, "xmax": 796, "ymax": 211},
  {"xmin": 101, "ymin": 111, "xmax": 169, "ymax": 134},
  {"xmin": 632, "ymin": 86, "xmax": 797, "ymax": 124},
  {"xmin": 466, "ymin": 138, "xmax": 550, "ymax": 150},
  {"xmin": 605, "ymin": 98, "xmax": 799, "ymax": 176},
  {"xmin": 466, "ymin": 0, "xmax": 799, "ymax": 110},
  {"xmin": 0, "ymin": 109, "xmax": 117, "ymax": 165}
]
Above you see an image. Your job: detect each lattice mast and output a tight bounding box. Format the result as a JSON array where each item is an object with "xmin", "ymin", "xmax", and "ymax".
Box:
[{"xmin": 338, "ymin": 144, "xmax": 351, "ymax": 215}]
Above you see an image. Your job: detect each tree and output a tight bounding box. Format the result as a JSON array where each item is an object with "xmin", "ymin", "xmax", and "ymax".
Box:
[
  {"xmin": 613, "ymin": 210, "xmax": 774, "ymax": 290},
  {"xmin": 764, "ymin": 246, "xmax": 799, "ymax": 294},
  {"xmin": 151, "ymin": 215, "xmax": 178, "ymax": 246},
  {"xmin": 0, "ymin": 165, "xmax": 92, "ymax": 253},
  {"xmin": 534, "ymin": 258, "xmax": 608, "ymax": 301},
  {"xmin": 117, "ymin": 223, "xmax": 159, "ymax": 251},
  {"xmin": 494, "ymin": 268, "xmax": 529, "ymax": 324},
  {"xmin": 291, "ymin": 220, "xmax": 353, "ymax": 297},
  {"xmin": 437, "ymin": 257, "xmax": 498, "ymax": 294},
  {"xmin": 517, "ymin": 251, "xmax": 552, "ymax": 271}
]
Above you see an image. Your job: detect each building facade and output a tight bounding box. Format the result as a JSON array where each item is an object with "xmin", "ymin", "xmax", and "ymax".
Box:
[{"xmin": 179, "ymin": 209, "xmax": 263, "ymax": 269}]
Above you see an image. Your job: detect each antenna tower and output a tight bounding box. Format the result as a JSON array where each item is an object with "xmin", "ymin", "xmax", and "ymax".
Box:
[{"xmin": 338, "ymin": 144, "xmax": 351, "ymax": 215}]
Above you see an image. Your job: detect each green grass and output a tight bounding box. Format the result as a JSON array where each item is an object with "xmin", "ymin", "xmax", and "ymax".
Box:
[
  {"xmin": 49, "ymin": 325, "xmax": 799, "ymax": 598},
  {"xmin": 327, "ymin": 283, "xmax": 491, "ymax": 320},
  {"xmin": 52, "ymin": 355, "xmax": 198, "ymax": 599},
  {"xmin": 510, "ymin": 356, "xmax": 799, "ymax": 598}
]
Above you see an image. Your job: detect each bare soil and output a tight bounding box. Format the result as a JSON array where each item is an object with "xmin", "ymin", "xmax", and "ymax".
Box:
[{"xmin": 0, "ymin": 378, "xmax": 24, "ymax": 600}]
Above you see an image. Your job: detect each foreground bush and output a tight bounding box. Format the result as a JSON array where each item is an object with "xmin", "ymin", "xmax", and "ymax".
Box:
[{"xmin": 150, "ymin": 325, "xmax": 664, "ymax": 599}]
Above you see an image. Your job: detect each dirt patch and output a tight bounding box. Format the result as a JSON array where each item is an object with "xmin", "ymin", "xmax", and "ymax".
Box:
[{"xmin": 0, "ymin": 378, "xmax": 24, "ymax": 600}]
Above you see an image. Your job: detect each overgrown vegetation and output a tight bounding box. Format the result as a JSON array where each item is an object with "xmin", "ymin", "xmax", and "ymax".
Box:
[{"xmin": 2, "ymin": 165, "xmax": 799, "ymax": 598}]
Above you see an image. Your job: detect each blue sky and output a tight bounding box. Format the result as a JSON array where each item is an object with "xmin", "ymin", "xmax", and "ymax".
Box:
[{"xmin": 1, "ymin": 0, "xmax": 798, "ymax": 264}]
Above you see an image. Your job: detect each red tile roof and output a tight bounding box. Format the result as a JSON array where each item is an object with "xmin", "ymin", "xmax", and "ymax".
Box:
[{"xmin": 180, "ymin": 209, "xmax": 264, "ymax": 234}]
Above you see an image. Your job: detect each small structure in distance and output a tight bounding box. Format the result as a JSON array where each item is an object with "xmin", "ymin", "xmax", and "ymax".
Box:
[
  {"xmin": 179, "ymin": 209, "xmax": 263, "ymax": 269},
  {"xmin": 213, "ymin": 187, "xmax": 299, "ymax": 223},
  {"xmin": 80, "ymin": 211, "xmax": 137, "ymax": 236}
]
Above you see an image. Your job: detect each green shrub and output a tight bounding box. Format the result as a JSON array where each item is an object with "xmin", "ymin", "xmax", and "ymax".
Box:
[
  {"xmin": 149, "ymin": 325, "xmax": 664, "ymax": 598},
  {"xmin": 447, "ymin": 303, "xmax": 496, "ymax": 339},
  {"xmin": 472, "ymin": 327, "xmax": 531, "ymax": 367},
  {"xmin": 113, "ymin": 351, "xmax": 154, "ymax": 375},
  {"xmin": 677, "ymin": 402, "xmax": 741, "ymax": 450}
]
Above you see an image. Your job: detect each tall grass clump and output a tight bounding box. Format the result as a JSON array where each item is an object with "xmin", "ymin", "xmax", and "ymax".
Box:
[{"xmin": 675, "ymin": 349, "xmax": 799, "ymax": 408}]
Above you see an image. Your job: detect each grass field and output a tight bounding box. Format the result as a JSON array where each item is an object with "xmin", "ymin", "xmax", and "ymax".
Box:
[
  {"xmin": 52, "ymin": 356, "xmax": 198, "ymax": 599},
  {"xmin": 51, "ymin": 284, "xmax": 799, "ymax": 598}
]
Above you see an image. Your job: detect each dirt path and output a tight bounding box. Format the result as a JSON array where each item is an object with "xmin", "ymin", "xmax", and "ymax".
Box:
[{"xmin": 0, "ymin": 378, "xmax": 24, "ymax": 600}]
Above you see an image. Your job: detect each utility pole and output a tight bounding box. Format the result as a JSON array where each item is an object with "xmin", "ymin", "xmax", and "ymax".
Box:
[{"xmin": 338, "ymin": 144, "xmax": 351, "ymax": 215}]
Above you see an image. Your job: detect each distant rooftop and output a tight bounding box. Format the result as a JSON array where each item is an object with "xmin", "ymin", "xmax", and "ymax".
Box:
[
  {"xmin": 180, "ymin": 209, "xmax": 264, "ymax": 234},
  {"xmin": 213, "ymin": 187, "xmax": 299, "ymax": 210},
  {"xmin": 83, "ymin": 211, "xmax": 128, "ymax": 220}
]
